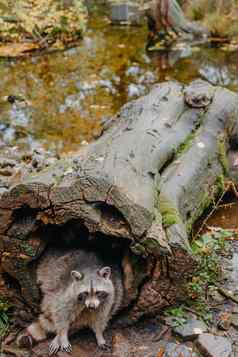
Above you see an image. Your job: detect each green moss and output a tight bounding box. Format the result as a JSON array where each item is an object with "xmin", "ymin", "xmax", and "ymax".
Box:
[
  {"xmin": 16, "ymin": 233, "xmax": 29, "ymax": 241},
  {"xmin": 51, "ymin": 26, "xmax": 63, "ymax": 37},
  {"xmin": 186, "ymin": 192, "xmax": 212, "ymax": 233},
  {"xmin": 175, "ymin": 132, "xmax": 196, "ymax": 158},
  {"xmin": 158, "ymin": 192, "xmax": 181, "ymax": 228},
  {"xmin": 174, "ymin": 111, "xmax": 205, "ymax": 159},
  {"xmin": 20, "ymin": 242, "xmax": 36, "ymax": 257},
  {"xmin": 186, "ymin": 173, "xmax": 225, "ymax": 233},
  {"xmin": 0, "ymin": 298, "xmax": 10, "ymax": 337},
  {"xmin": 216, "ymin": 174, "xmax": 225, "ymax": 192},
  {"xmin": 217, "ymin": 137, "xmax": 229, "ymax": 176},
  {"xmin": 130, "ymin": 243, "xmax": 146, "ymax": 256},
  {"xmin": 143, "ymin": 237, "xmax": 160, "ymax": 252},
  {"xmin": 12, "ymin": 184, "xmax": 29, "ymax": 197}
]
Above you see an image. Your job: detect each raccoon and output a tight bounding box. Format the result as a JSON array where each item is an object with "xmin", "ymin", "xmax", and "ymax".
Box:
[{"xmin": 17, "ymin": 248, "xmax": 124, "ymax": 355}]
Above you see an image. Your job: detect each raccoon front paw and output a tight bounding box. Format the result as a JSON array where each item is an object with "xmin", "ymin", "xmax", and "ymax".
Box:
[
  {"xmin": 17, "ymin": 333, "xmax": 33, "ymax": 349},
  {"xmin": 61, "ymin": 342, "xmax": 72, "ymax": 353},
  {"xmin": 98, "ymin": 342, "xmax": 111, "ymax": 351},
  {"xmin": 49, "ymin": 336, "xmax": 61, "ymax": 355}
]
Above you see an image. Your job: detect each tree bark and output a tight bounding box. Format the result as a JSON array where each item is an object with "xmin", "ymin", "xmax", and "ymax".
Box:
[
  {"xmin": 0, "ymin": 79, "xmax": 238, "ymax": 326},
  {"xmin": 147, "ymin": 0, "xmax": 209, "ymax": 40}
]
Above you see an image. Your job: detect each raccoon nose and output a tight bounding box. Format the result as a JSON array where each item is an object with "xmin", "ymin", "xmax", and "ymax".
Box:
[{"xmin": 88, "ymin": 303, "xmax": 96, "ymax": 309}]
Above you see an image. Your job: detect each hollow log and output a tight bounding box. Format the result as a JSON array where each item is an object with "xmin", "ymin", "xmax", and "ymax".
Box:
[{"xmin": 0, "ymin": 79, "xmax": 238, "ymax": 328}]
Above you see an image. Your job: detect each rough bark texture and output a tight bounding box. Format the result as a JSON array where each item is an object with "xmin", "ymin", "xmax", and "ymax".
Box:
[
  {"xmin": 0, "ymin": 79, "xmax": 238, "ymax": 327},
  {"xmin": 147, "ymin": 0, "xmax": 209, "ymax": 40}
]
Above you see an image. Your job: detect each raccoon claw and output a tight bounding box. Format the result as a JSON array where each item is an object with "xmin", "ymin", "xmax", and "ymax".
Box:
[
  {"xmin": 98, "ymin": 343, "xmax": 111, "ymax": 351},
  {"xmin": 61, "ymin": 342, "xmax": 72, "ymax": 353},
  {"xmin": 17, "ymin": 333, "xmax": 33, "ymax": 348},
  {"xmin": 49, "ymin": 338, "xmax": 60, "ymax": 355}
]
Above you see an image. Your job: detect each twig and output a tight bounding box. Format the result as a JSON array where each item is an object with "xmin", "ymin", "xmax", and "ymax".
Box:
[
  {"xmin": 217, "ymin": 202, "xmax": 237, "ymax": 209},
  {"xmin": 193, "ymin": 180, "xmax": 238, "ymax": 241},
  {"xmin": 193, "ymin": 189, "xmax": 227, "ymax": 241},
  {"xmin": 206, "ymin": 226, "xmax": 238, "ymax": 233},
  {"xmin": 153, "ymin": 325, "xmax": 170, "ymax": 341},
  {"xmin": 228, "ymin": 181, "xmax": 238, "ymax": 198},
  {"xmin": 217, "ymin": 286, "xmax": 238, "ymax": 304}
]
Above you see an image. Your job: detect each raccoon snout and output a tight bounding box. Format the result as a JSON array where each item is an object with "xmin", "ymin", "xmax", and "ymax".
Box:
[{"xmin": 86, "ymin": 300, "xmax": 100, "ymax": 309}]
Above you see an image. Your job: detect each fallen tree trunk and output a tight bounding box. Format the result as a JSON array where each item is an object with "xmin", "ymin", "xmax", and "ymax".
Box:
[{"xmin": 0, "ymin": 79, "xmax": 238, "ymax": 328}]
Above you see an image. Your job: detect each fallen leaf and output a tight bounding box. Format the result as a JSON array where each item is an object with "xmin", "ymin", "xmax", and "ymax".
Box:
[
  {"xmin": 0, "ymin": 42, "xmax": 39, "ymax": 57},
  {"xmin": 157, "ymin": 347, "xmax": 165, "ymax": 357}
]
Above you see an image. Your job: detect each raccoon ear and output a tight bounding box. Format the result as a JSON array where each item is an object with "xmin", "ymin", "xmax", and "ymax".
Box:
[
  {"xmin": 98, "ymin": 266, "xmax": 111, "ymax": 280},
  {"xmin": 71, "ymin": 270, "xmax": 84, "ymax": 281}
]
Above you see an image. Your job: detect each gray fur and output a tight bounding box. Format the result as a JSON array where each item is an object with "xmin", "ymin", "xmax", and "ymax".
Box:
[{"xmin": 22, "ymin": 248, "xmax": 124, "ymax": 354}]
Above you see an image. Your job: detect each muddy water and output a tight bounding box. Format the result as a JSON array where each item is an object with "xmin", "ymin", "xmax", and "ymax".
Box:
[
  {"xmin": 204, "ymin": 199, "xmax": 238, "ymax": 230},
  {"xmin": 1, "ymin": 8, "xmax": 238, "ymax": 154},
  {"xmin": 199, "ymin": 197, "xmax": 238, "ymax": 289}
]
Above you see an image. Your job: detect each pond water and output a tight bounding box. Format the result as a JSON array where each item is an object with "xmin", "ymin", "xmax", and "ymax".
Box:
[{"xmin": 1, "ymin": 6, "xmax": 238, "ymax": 155}]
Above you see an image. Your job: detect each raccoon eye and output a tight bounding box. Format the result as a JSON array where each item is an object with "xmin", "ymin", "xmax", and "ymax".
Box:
[
  {"xmin": 96, "ymin": 291, "xmax": 108, "ymax": 299},
  {"xmin": 78, "ymin": 292, "xmax": 88, "ymax": 303}
]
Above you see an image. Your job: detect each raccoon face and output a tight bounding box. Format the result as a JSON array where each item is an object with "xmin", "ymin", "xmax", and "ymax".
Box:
[{"xmin": 71, "ymin": 267, "xmax": 113, "ymax": 309}]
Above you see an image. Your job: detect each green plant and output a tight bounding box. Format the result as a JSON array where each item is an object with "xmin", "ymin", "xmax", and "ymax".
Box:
[
  {"xmin": 0, "ymin": 299, "xmax": 10, "ymax": 338},
  {"xmin": 185, "ymin": 0, "xmax": 238, "ymax": 39},
  {"xmin": 185, "ymin": 229, "xmax": 234, "ymax": 319},
  {"xmin": 164, "ymin": 306, "xmax": 187, "ymax": 327}
]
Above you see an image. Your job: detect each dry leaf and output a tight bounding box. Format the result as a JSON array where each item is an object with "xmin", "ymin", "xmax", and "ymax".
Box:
[
  {"xmin": 157, "ymin": 347, "xmax": 165, "ymax": 357},
  {"xmin": 0, "ymin": 42, "xmax": 39, "ymax": 57}
]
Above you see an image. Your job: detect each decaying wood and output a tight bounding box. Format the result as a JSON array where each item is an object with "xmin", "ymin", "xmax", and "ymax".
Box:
[
  {"xmin": 147, "ymin": 0, "xmax": 209, "ymax": 40},
  {"xmin": 0, "ymin": 79, "xmax": 238, "ymax": 327}
]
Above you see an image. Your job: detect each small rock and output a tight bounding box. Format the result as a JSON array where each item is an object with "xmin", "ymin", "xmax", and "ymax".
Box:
[
  {"xmin": 127, "ymin": 83, "xmax": 146, "ymax": 97},
  {"xmin": 7, "ymin": 94, "xmax": 27, "ymax": 104},
  {"xmin": 112, "ymin": 332, "xmax": 131, "ymax": 356},
  {"xmin": 197, "ymin": 333, "xmax": 232, "ymax": 357},
  {"xmin": 217, "ymin": 312, "xmax": 232, "ymax": 330},
  {"xmin": 157, "ymin": 341, "xmax": 193, "ymax": 357},
  {"xmin": 0, "ymin": 168, "xmax": 13, "ymax": 176},
  {"xmin": 0, "ymin": 157, "xmax": 17, "ymax": 168},
  {"xmin": 208, "ymin": 286, "xmax": 225, "ymax": 303},
  {"xmin": 173, "ymin": 318, "xmax": 207, "ymax": 341},
  {"xmin": 2, "ymin": 345, "xmax": 31, "ymax": 357},
  {"xmin": 109, "ymin": 2, "xmax": 142, "ymax": 25},
  {"xmin": 0, "ymin": 187, "xmax": 8, "ymax": 196},
  {"xmin": 126, "ymin": 65, "xmax": 141, "ymax": 76},
  {"xmin": 232, "ymin": 305, "xmax": 238, "ymax": 314},
  {"xmin": 231, "ymin": 314, "xmax": 238, "ymax": 328}
]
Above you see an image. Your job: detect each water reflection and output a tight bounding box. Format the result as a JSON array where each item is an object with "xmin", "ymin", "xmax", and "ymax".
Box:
[{"xmin": 1, "ymin": 12, "xmax": 238, "ymax": 155}]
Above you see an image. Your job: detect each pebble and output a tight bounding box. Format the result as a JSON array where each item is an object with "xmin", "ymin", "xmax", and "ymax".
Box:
[
  {"xmin": 127, "ymin": 83, "xmax": 146, "ymax": 97},
  {"xmin": 157, "ymin": 341, "xmax": 194, "ymax": 357},
  {"xmin": 208, "ymin": 286, "xmax": 225, "ymax": 303},
  {"xmin": 110, "ymin": 3, "xmax": 142, "ymax": 25},
  {"xmin": 197, "ymin": 333, "xmax": 232, "ymax": 357},
  {"xmin": 112, "ymin": 332, "xmax": 131, "ymax": 356},
  {"xmin": 0, "ymin": 169, "xmax": 13, "ymax": 176},
  {"xmin": 173, "ymin": 318, "xmax": 207, "ymax": 341},
  {"xmin": 231, "ymin": 314, "xmax": 238, "ymax": 328},
  {"xmin": 0, "ymin": 157, "xmax": 17, "ymax": 168},
  {"xmin": 217, "ymin": 312, "xmax": 232, "ymax": 330}
]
